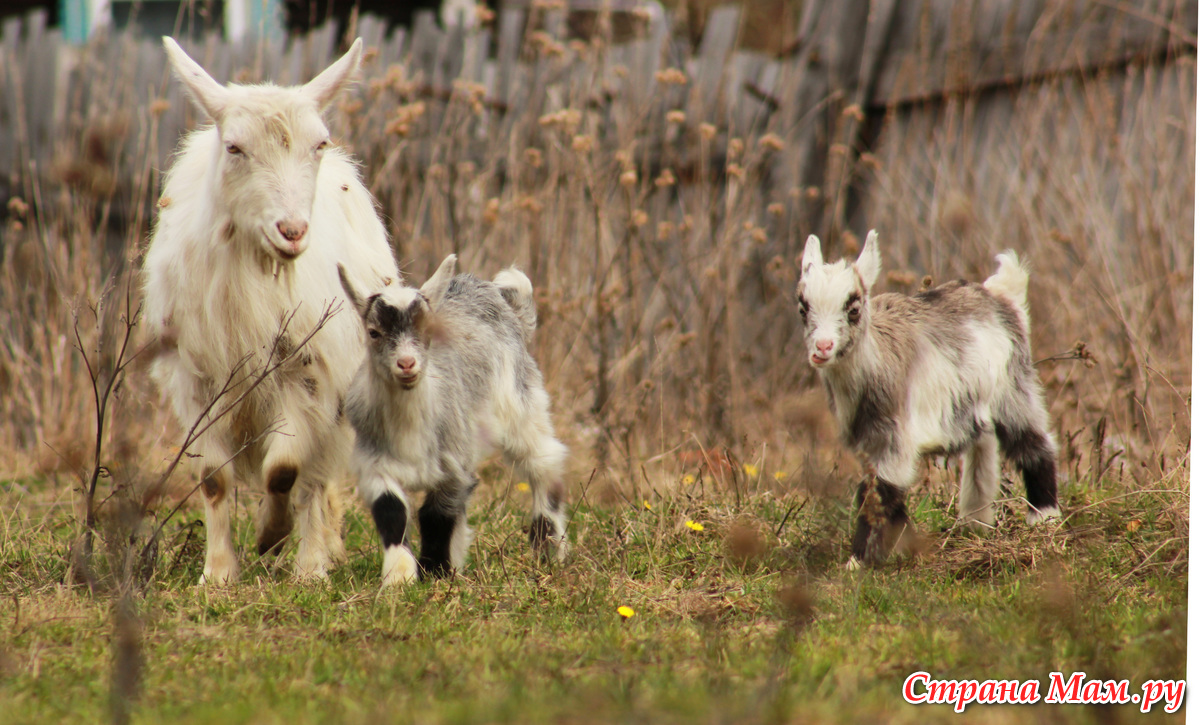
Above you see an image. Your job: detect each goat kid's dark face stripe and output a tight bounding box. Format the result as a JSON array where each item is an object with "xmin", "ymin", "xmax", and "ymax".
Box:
[{"xmin": 366, "ymin": 296, "xmax": 428, "ymax": 340}]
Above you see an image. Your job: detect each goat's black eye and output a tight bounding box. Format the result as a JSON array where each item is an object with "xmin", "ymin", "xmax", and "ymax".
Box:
[
  {"xmin": 797, "ymin": 297, "xmax": 808, "ymax": 316},
  {"xmin": 847, "ymin": 306, "xmax": 861, "ymax": 323},
  {"xmin": 315, "ymin": 140, "xmax": 329, "ymax": 153},
  {"xmin": 226, "ymin": 144, "xmax": 244, "ymax": 156},
  {"xmin": 368, "ymin": 329, "xmax": 381, "ymax": 340}
]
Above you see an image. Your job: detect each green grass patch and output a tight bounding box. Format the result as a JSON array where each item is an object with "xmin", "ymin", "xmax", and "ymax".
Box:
[{"xmin": 0, "ymin": 470, "xmax": 1186, "ymax": 724}]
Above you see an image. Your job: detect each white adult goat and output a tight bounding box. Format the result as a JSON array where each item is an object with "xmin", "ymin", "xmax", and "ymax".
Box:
[
  {"xmin": 795, "ymin": 230, "xmax": 1059, "ymax": 566},
  {"xmin": 143, "ymin": 37, "xmax": 400, "ymax": 584}
]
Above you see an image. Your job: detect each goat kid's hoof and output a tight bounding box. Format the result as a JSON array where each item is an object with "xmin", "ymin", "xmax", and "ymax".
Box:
[
  {"xmin": 381, "ymin": 546, "xmax": 419, "ymax": 587},
  {"xmin": 844, "ymin": 557, "xmax": 863, "ymax": 571},
  {"xmin": 1026, "ymin": 506, "xmax": 1062, "ymax": 526},
  {"xmin": 199, "ymin": 567, "xmax": 238, "ymax": 587}
]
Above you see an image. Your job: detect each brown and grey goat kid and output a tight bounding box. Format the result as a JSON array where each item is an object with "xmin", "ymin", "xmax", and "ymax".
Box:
[
  {"xmin": 338, "ymin": 255, "xmax": 569, "ymax": 586},
  {"xmin": 795, "ymin": 230, "xmax": 1059, "ymax": 567}
]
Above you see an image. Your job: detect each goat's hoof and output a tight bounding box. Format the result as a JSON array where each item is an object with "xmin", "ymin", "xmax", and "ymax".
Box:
[
  {"xmin": 844, "ymin": 557, "xmax": 862, "ymax": 571},
  {"xmin": 528, "ymin": 515, "xmax": 568, "ymax": 563},
  {"xmin": 293, "ymin": 567, "xmax": 330, "ymax": 582},
  {"xmin": 199, "ymin": 566, "xmax": 238, "ymax": 587},
  {"xmin": 381, "ymin": 546, "xmax": 419, "ymax": 587},
  {"xmin": 960, "ymin": 518, "xmax": 995, "ymax": 535},
  {"xmin": 1026, "ymin": 506, "xmax": 1061, "ymax": 525}
]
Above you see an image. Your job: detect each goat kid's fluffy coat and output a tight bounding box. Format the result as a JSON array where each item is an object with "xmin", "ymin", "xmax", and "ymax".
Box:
[
  {"xmin": 795, "ymin": 230, "xmax": 1059, "ymax": 566},
  {"xmin": 339, "ymin": 255, "xmax": 569, "ymax": 586},
  {"xmin": 143, "ymin": 37, "xmax": 400, "ymax": 584}
]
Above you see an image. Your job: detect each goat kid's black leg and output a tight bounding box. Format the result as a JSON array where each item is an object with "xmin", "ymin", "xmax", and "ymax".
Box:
[
  {"xmin": 996, "ymin": 423, "xmax": 1059, "ymax": 517},
  {"xmin": 418, "ymin": 489, "xmax": 462, "ymax": 580},
  {"xmin": 372, "ymin": 492, "xmax": 421, "ymax": 586},
  {"xmin": 371, "ymin": 492, "xmax": 408, "ymax": 549},
  {"xmin": 851, "ymin": 476, "xmax": 911, "ymax": 566}
]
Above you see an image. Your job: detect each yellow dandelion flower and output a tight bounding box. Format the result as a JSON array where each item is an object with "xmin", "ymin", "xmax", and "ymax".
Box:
[
  {"xmin": 617, "ymin": 605, "xmax": 635, "ymax": 618},
  {"xmin": 643, "ymin": 500, "xmax": 652, "ymax": 511},
  {"xmin": 682, "ymin": 474, "xmax": 696, "ymax": 485},
  {"xmin": 516, "ymin": 482, "xmax": 531, "ymax": 492},
  {"xmin": 773, "ymin": 471, "xmax": 786, "ymax": 481},
  {"xmin": 742, "ymin": 463, "xmax": 759, "ymax": 477},
  {"xmin": 685, "ymin": 520, "xmax": 704, "ymax": 532}
]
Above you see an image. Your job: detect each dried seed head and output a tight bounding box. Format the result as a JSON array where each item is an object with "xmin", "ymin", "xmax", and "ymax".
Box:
[
  {"xmin": 699, "ymin": 122, "xmax": 717, "ymax": 140},
  {"xmin": 654, "ymin": 169, "xmax": 676, "ymax": 187},
  {"xmin": 483, "ymin": 198, "xmax": 501, "ymax": 225},
  {"xmin": 666, "ymin": 109, "xmax": 686, "ymax": 124},
  {"xmin": 571, "ymin": 135, "xmax": 594, "ymax": 154},
  {"xmin": 758, "ymin": 133, "xmax": 784, "ymax": 151},
  {"xmin": 654, "ymin": 68, "xmax": 688, "ymax": 85},
  {"xmin": 767, "ymin": 202, "xmax": 785, "ymax": 217},
  {"xmin": 620, "ymin": 169, "xmax": 638, "ymax": 187}
]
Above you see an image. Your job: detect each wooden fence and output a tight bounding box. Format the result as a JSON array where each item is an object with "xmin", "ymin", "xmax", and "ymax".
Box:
[{"xmin": 0, "ymin": 1, "xmax": 1194, "ymax": 239}]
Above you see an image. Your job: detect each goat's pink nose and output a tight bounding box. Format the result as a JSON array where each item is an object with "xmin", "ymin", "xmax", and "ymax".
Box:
[
  {"xmin": 397, "ymin": 356, "xmax": 417, "ymax": 372},
  {"xmin": 277, "ymin": 220, "xmax": 308, "ymax": 243},
  {"xmin": 816, "ymin": 340, "xmax": 834, "ymax": 354}
]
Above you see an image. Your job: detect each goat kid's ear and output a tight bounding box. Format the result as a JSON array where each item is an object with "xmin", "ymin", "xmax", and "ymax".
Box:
[
  {"xmin": 420, "ymin": 254, "xmax": 457, "ymax": 310},
  {"xmin": 337, "ymin": 264, "xmax": 368, "ymax": 317},
  {"xmin": 163, "ymin": 37, "xmax": 230, "ymax": 120},
  {"xmin": 855, "ymin": 229, "xmax": 881, "ymax": 288},
  {"xmin": 303, "ymin": 38, "xmax": 363, "ymax": 111},
  {"xmin": 801, "ymin": 234, "xmax": 823, "ymax": 277}
]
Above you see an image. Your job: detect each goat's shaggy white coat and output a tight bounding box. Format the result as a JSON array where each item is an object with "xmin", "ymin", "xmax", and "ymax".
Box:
[
  {"xmin": 143, "ymin": 37, "xmax": 400, "ymax": 585},
  {"xmin": 796, "ymin": 230, "xmax": 1059, "ymax": 565}
]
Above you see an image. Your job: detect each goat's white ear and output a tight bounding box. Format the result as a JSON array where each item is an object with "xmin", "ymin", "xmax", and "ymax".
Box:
[
  {"xmin": 337, "ymin": 263, "xmax": 367, "ymax": 317},
  {"xmin": 801, "ymin": 234, "xmax": 823, "ymax": 276},
  {"xmin": 303, "ymin": 38, "xmax": 363, "ymax": 110},
  {"xmin": 420, "ymin": 254, "xmax": 457, "ymax": 309},
  {"xmin": 163, "ymin": 37, "xmax": 229, "ymax": 120},
  {"xmin": 855, "ymin": 229, "xmax": 881, "ymax": 288}
]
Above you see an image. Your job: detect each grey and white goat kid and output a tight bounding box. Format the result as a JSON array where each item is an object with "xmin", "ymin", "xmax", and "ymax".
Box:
[
  {"xmin": 338, "ymin": 255, "xmax": 569, "ymax": 585},
  {"xmin": 796, "ymin": 230, "xmax": 1059, "ymax": 567}
]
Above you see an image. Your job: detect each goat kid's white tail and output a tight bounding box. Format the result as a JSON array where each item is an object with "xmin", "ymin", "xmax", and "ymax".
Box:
[
  {"xmin": 983, "ymin": 250, "xmax": 1030, "ymax": 327},
  {"xmin": 494, "ymin": 267, "xmax": 537, "ymax": 344}
]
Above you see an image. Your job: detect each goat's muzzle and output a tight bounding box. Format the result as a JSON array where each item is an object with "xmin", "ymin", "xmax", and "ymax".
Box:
[{"xmin": 396, "ymin": 356, "xmax": 421, "ymax": 388}]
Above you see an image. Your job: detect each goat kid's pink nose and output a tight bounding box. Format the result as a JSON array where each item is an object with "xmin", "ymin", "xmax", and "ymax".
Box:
[
  {"xmin": 816, "ymin": 340, "xmax": 834, "ymax": 353},
  {"xmin": 397, "ymin": 356, "xmax": 417, "ymax": 371},
  {"xmin": 276, "ymin": 220, "xmax": 308, "ymax": 243}
]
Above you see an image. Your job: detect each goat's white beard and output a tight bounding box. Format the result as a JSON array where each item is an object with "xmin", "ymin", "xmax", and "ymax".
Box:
[{"xmin": 257, "ymin": 248, "xmax": 293, "ymax": 283}]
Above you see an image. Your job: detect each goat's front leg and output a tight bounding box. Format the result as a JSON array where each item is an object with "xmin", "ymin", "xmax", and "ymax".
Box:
[
  {"xmin": 417, "ymin": 482, "xmax": 474, "ymax": 580},
  {"xmin": 849, "ymin": 461, "xmax": 916, "ymax": 568},
  {"xmin": 357, "ymin": 464, "xmax": 417, "ymax": 587},
  {"xmin": 198, "ymin": 463, "xmax": 239, "ymax": 586},
  {"xmin": 257, "ymin": 394, "xmax": 322, "ymax": 560}
]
